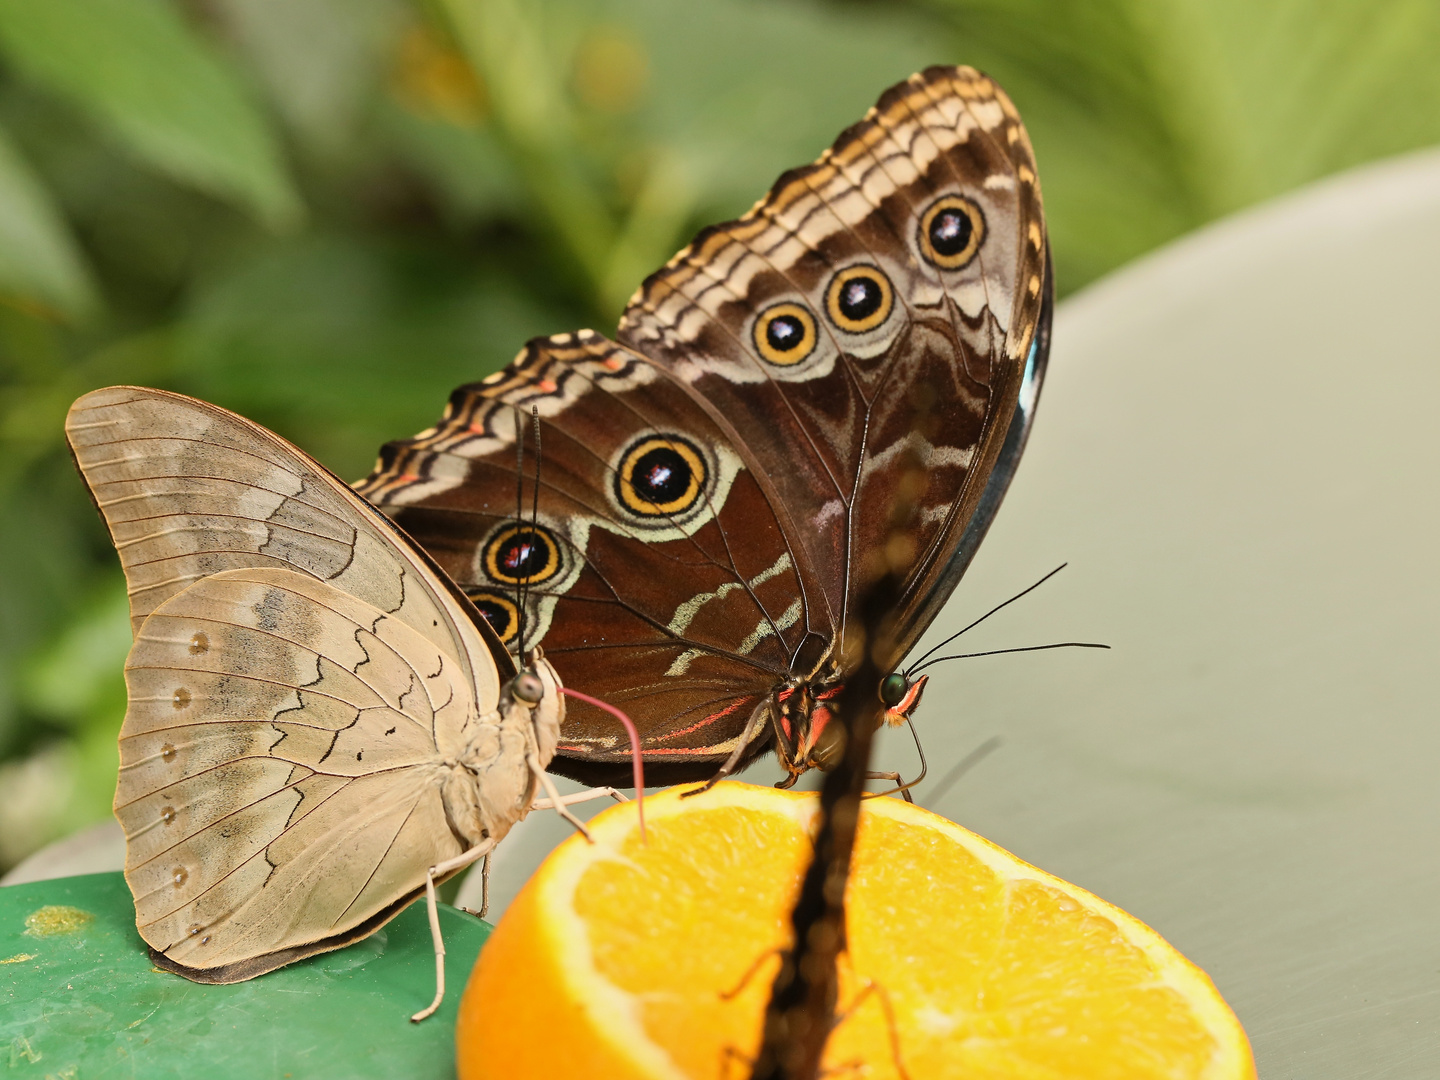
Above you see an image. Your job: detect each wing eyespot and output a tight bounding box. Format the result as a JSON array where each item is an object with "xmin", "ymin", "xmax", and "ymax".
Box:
[
  {"xmin": 918, "ymin": 195, "xmax": 986, "ymax": 270},
  {"xmin": 172, "ymin": 688, "xmax": 191, "ymax": 710},
  {"xmin": 482, "ymin": 523, "xmax": 562, "ymax": 587},
  {"xmin": 188, "ymin": 631, "xmax": 209, "ymax": 655},
  {"xmin": 615, "ymin": 435, "xmax": 707, "ymax": 518},
  {"xmin": 172, "ymin": 867, "xmax": 188, "ymax": 889},
  {"xmin": 160, "ymin": 743, "xmax": 177, "ymax": 763},
  {"xmin": 825, "ymin": 265, "xmax": 894, "ymax": 333},
  {"xmin": 464, "ymin": 589, "xmax": 520, "ymax": 646},
  {"xmin": 753, "ymin": 303, "xmax": 818, "ymax": 366}
]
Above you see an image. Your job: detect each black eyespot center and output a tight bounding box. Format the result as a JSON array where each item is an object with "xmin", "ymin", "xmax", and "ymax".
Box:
[{"xmin": 767, "ymin": 315, "xmax": 804, "ymax": 350}]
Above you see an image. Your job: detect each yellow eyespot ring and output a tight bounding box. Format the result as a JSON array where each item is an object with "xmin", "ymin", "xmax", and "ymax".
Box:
[
  {"xmin": 482, "ymin": 523, "xmax": 561, "ymax": 586},
  {"xmin": 464, "ymin": 589, "xmax": 520, "ymax": 644},
  {"xmin": 753, "ymin": 303, "xmax": 818, "ymax": 366},
  {"xmin": 825, "ymin": 265, "xmax": 894, "ymax": 333},
  {"xmin": 616, "ymin": 435, "xmax": 707, "ymax": 517},
  {"xmin": 918, "ymin": 195, "xmax": 985, "ymax": 270}
]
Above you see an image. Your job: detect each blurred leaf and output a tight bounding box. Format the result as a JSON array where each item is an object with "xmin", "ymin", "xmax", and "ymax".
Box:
[
  {"xmin": 910, "ymin": 0, "xmax": 1440, "ymax": 290},
  {"xmin": 212, "ymin": 0, "xmax": 402, "ymax": 158},
  {"xmin": 0, "ymin": 0, "xmax": 303, "ymax": 229},
  {"xmin": 169, "ymin": 233, "xmax": 575, "ymax": 477},
  {"xmin": 19, "ymin": 576, "xmax": 128, "ymax": 727},
  {"xmin": 0, "ymin": 119, "xmax": 95, "ymax": 318}
]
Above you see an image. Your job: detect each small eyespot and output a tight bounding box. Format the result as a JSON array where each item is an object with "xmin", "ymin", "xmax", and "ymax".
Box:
[
  {"xmin": 825, "ymin": 265, "xmax": 894, "ymax": 333},
  {"xmin": 172, "ymin": 867, "xmax": 188, "ymax": 889},
  {"xmin": 753, "ymin": 303, "xmax": 817, "ymax": 366},
  {"xmin": 615, "ymin": 436, "xmax": 707, "ymax": 518},
  {"xmin": 160, "ymin": 743, "xmax": 177, "ymax": 763},
  {"xmin": 172, "ymin": 688, "xmax": 190, "ymax": 710},
  {"xmin": 464, "ymin": 589, "xmax": 520, "ymax": 645},
  {"xmin": 482, "ymin": 524, "xmax": 561, "ymax": 587},
  {"xmin": 188, "ymin": 923, "xmax": 203, "ymax": 936},
  {"xmin": 511, "ymin": 671, "xmax": 545, "ymax": 705},
  {"xmin": 188, "ymin": 631, "xmax": 209, "ymax": 655},
  {"xmin": 160, "ymin": 806, "xmax": 176, "ymax": 826},
  {"xmin": 879, "ymin": 673, "xmax": 908, "ymax": 708},
  {"xmin": 918, "ymin": 196, "xmax": 985, "ymax": 270}
]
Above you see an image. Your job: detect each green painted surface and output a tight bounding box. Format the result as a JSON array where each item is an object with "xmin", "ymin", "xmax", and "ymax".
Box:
[{"xmin": 0, "ymin": 872, "xmax": 491, "ymax": 1078}]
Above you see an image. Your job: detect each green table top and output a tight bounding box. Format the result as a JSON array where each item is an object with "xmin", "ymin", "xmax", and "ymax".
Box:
[{"xmin": 0, "ymin": 872, "xmax": 490, "ymax": 1079}]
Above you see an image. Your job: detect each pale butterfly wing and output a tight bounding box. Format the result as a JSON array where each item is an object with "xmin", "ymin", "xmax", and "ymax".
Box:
[
  {"xmin": 65, "ymin": 387, "xmax": 562, "ymax": 983},
  {"xmin": 65, "ymin": 385, "xmax": 505, "ymax": 710},
  {"xmin": 121, "ymin": 566, "xmax": 492, "ymax": 978}
]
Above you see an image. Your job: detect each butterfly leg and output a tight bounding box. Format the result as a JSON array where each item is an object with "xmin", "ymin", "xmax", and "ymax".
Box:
[
  {"xmin": 527, "ymin": 750, "xmax": 594, "ymax": 840},
  {"xmin": 460, "ymin": 853, "xmax": 492, "ymax": 920},
  {"xmin": 683, "ymin": 702, "xmax": 770, "ymax": 798},
  {"xmin": 863, "ymin": 771, "xmax": 914, "ymax": 803},
  {"xmin": 411, "ymin": 838, "xmax": 497, "ymax": 1023},
  {"xmin": 531, "ymin": 785, "xmax": 628, "ymax": 810}
]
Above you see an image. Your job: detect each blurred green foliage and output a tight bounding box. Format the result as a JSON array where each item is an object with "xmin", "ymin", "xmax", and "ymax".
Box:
[{"xmin": 1, "ymin": 0, "xmax": 1436, "ymax": 869}]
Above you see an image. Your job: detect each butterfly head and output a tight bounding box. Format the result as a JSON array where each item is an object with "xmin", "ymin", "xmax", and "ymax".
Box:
[
  {"xmin": 771, "ymin": 670, "xmax": 929, "ymax": 781},
  {"xmin": 880, "ymin": 673, "xmax": 928, "ymax": 728},
  {"xmin": 504, "ymin": 647, "xmax": 565, "ymax": 767}
]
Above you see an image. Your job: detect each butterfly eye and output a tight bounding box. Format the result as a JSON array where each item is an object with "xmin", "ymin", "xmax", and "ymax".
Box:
[
  {"xmin": 753, "ymin": 303, "xmax": 818, "ymax": 366},
  {"xmin": 482, "ymin": 523, "xmax": 561, "ymax": 586},
  {"xmin": 511, "ymin": 671, "xmax": 545, "ymax": 704},
  {"xmin": 825, "ymin": 265, "xmax": 894, "ymax": 333},
  {"xmin": 879, "ymin": 673, "xmax": 908, "ymax": 707},
  {"xmin": 616, "ymin": 435, "xmax": 707, "ymax": 517},
  {"xmin": 919, "ymin": 195, "xmax": 986, "ymax": 270},
  {"xmin": 464, "ymin": 588, "xmax": 520, "ymax": 645}
]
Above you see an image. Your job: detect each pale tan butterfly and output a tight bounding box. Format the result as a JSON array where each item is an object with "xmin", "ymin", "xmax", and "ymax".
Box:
[{"xmin": 65, "ymin": 386, "xmax": 621, "ymax": 1020}]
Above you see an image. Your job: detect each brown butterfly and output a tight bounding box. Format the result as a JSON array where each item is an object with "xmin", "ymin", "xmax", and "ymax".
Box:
[{"xmin": 356, "ymin": 66, "xmax": 1051, "ymax": 791}]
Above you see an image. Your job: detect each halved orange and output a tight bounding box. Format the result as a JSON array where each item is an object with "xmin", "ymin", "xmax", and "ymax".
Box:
[{"xmin": 456, "ymin": 783, "xmax": 1255, "ymax": 1079}]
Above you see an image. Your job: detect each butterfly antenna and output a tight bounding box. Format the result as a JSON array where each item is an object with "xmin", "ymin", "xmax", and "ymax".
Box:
[
  {"xmin": 907, "ymin": 640, "xmax": 1110, "ymax": 678},
  {"xmin": 906, "ymin": 563, "xmax": 1069, "ymax": 676},
  {"xmin": 518, "ymin": 407, "xmax": 542, "ymax": 659},
  {"xmin": 513, "ymin": 405, "xmax": 528, "ymax": 659}
]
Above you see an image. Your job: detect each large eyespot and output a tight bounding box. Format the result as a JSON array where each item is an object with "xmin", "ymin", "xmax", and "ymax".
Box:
[
  {"xmin": 615, "ymin": 435, "xmax": 707, "ymax": 518},
  {"xmin": 753, "ymin": 303, "xmax": 817, "ymax": 366},
  {"xmin": 464, "ymin": 588, "xmax": 520, "ymax": 644},
  {"xmin": 919, "ymin": 196, "xmax": 985, "ymax": 270},
  {"xmin": 829, "ymin": 264, "xmax": 892, "ymax": 332},
  {"xmin": 825, "ymin": 265, "xmax": 894, "ymax": 333},
  {"xmin": 482, "ymin": 524, "xmax": 561, "ymax": 586}
]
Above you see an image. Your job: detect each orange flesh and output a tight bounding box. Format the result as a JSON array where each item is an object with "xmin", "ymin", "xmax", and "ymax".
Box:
[{"xmin": 457, "ymin": 785, "xmax": 1254, "ymax": 1080}]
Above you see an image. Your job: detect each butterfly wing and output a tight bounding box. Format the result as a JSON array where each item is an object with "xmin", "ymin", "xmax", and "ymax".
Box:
[
  {"xmin": 359, "ymin": 64, "xmax": 1049, "ymax": 777},
  {"xmin": 617, "ymin": 65, "xmax": 1050, "ymax": 667},
  {"xmin": 119, "ymin": 566, "xmax": 483, "ymax": 980},
  {"xmin": 65, "ymin": 385, "xmax": 509, "ymax": 698},
  {"xmin": 66, "ymin": 388, "xmax": 558, "ymax": 979},
  {"xmin": 361, "ymin": 334, "xmax": 822, "ymax": 782}
]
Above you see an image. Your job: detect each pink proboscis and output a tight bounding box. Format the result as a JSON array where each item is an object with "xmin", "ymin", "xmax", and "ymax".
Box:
[{"xmin": 559, "ymin": 687, "xmax": 646, "ymax": 842}]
